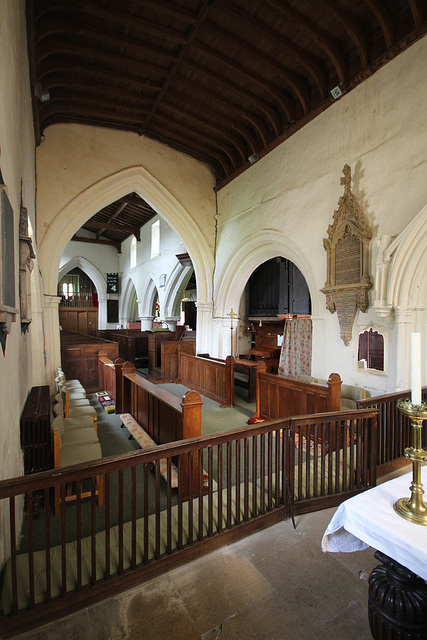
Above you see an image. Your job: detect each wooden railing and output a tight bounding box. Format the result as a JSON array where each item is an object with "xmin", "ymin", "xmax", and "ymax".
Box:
[
  {"xmin": 0, "ymin": 408, "xmax": 377, "ymax": 629},
  {"xmin": 357, "ymin": 386, "xmax": 427, "ymax": 474},
  {"xmin": 59, "ymin": 293, "xmax": 97, "ymax": 308},
  {"xmin": 178, "ymin": 352, "xmax": 234, "ymax": 407}
]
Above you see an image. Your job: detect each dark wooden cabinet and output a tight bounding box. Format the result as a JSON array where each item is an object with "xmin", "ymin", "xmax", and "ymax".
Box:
[{"xmin": 249, "ymin": 257, "xmax": 310, "ymax": 316}]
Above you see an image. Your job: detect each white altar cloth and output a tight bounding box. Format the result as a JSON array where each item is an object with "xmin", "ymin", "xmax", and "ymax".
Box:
[{"xmin": 322, "ymin": 465, "xmax": 427, "ymax": 581}]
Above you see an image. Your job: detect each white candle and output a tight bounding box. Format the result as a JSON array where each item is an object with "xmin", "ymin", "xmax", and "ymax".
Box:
[{"xmin": 411, "ymin": 332, "xmax": 422, "ymax": 405}]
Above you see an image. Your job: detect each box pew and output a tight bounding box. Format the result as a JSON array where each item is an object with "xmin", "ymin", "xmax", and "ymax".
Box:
[
  {"xmin": 121, "ymin": 361, "xmax": 203, "ymax": 497},
  {"xmin": 98, "ymin": 351, "xmax": 125, "ymax": 412},
  {"xmin": 154, "ymin": 340, "xmax": 196, "ymax": 383},
  {"xmin": 253, "ymin": 367, "xmax": 344, "ymax": 447},
  {"xmin": 177, "ymin": 352, "xmax": 234, "ymax": 407},
  {"xmin": 60, "ymin": 332, "xmax": 119, "ymax": 393}
]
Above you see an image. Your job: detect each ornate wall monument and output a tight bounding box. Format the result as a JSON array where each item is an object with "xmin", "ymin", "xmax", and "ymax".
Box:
[{"xmin": 321, "ymin": 165, "xmax": 372, "ymax": 345}]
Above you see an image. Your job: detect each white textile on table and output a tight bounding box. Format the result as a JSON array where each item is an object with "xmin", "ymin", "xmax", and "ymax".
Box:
[{"xmin": 321, "ymin": 465, "xmax": 427, "ymax": 581}]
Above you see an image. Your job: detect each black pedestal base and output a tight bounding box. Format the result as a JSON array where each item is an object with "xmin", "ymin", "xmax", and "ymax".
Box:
[{"xmin": 368, "ymin": 551, "xmax": 427, "ymax": 639}]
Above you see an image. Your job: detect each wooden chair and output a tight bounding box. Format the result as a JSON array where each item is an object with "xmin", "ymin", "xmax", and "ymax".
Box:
[
  {"xmin": 52, "ymin": 404, "xmax": 98, "ymax": 433},
  {"xmin": 51, "ymin": 417, "xmax": 103, "ymax": 517}
]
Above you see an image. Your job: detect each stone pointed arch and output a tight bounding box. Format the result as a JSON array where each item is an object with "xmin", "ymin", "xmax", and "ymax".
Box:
[
  {"xmin": 39, "ymin": 166, "xmax": 213, "ymax": 303},
  {"xmin": 58, "ymin": 256, "xmax": 107, "ymax": 298},
  {"xmin": 58, "ymin": 256, "xmax": 107, "ymax": 328},
  {"xmin": 119, "ymin": 274, "xmax": 138, "ymax": 326},
  {"xmin": 39, "ymin": 166, "xmax": 214, "ymax": 380},
  {"xmin": 215, "ymin": 230, "xmax": 316, "ymax": 318},
  {"xmin": 382, "ymin": 202, "xmax": 427, "ymax": 310},
  {"xmin": 138, "ymin": 276, "xmax": 159, "ymax": 319},
  {"xmin": 163, "ymin": 262, "xmax": 193, "ymax": 318}
]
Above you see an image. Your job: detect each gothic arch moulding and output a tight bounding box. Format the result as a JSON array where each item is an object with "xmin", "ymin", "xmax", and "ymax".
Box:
[
  {"xmin": 58, "ymin": 256, "xmax": 107, "ymax": 299},
  {"xmin": 375, "ymin": 201, "xmax": 427, "ymax": 314},
  {"xmin": 215, "ymin": 229, "xmax": 316, "ymax": 320},
  {"xmin": 40, "ymin": 166, "xmax": 213, "ymax": 306},
  {"xmin": 119, "ymin": 274, "xmax": 138, "ymax": 323},
  {"xmin": 138, "ymin": 276, "xmax": 159, "ymax": 319},
  {"xmin": 163, "ymin": 262, "xmax": 193, "ymax": 319}
]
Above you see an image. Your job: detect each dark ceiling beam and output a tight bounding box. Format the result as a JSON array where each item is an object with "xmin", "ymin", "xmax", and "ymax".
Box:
[
  {"xmin": 115, "ymin": 195, "xmax": 155, "ymax": 211},
  {"xmin": 79, "ymin": 28, "xmax": 180, "ymax": 65},
  {"xmin": 40, "ymin": 95, "xmax": 149, "ymax": 119},
  {"xmin": 81, "ymin": 3, "xmax": 188, "ymax": 45},
  {"xmin": 144, "ymin": 128, "xmax": 229, "ymax": 179},
  {"xmin": 71, "ymin": 235, "xmax": 121, "ymax": 252},
  {"xmin": 159, "ymin": 102, "xmax": 248, "ymax": 164},
  {"xmin": 96, "ymin": 202, "xmax": 128, "ymax": 241},
  {"xmin": 172, "ymin": 74, "xmax": 269, "ymax": 148},
  {"xmin": 141, "ymin": 0, "xmax": 214, "ymax": 133},
  {"xmin": 38, "ymin": 60, "xmax": 164, "ymax": 93},
  {"xmin": 213, "ymin": 2, "xmax": 327, "ymax": 99},
  {"xmin": 150, "ymin": 111, "xmax": 240, "ymax": 171},
  {"xmin": 82, "ymin": 220, "xmax": 141, "ymax": 241},
  {"xmin": 38, "ymin": 103, "xmax": 149, "ymax": 133},
  {"xmin": 164, "ymin": 88, "xmax": 259, "ymax": 154},
  {"xmin": 35, "ymin": 0, "xmax": 199, "ymax": 25},
  {"xmin": 407, "ymin": 0, "xmax": 424, "ymax": 27},
  {"xmin": 182, "ymin": 61, "xmax": 284, "ymax": 134},
  {"xmin": 316, "ymin": 0, "xmax": 368, "ymax": 68},
  {"xmin": 193, "ymin": 39, "xmax": 309, "ymax": 116},
  {"xmin": 43, "ymin": 80, "xmax": 154, "ymax": 107},
  {"xmin": 361, "ymin": 0, "xmax": 396, "ymax": 48},
  {"xmin": 35, "ymin": 39, "xmax": 168, "ymax": 76},
  {"xmin": 261, "ymin": 0, "xmax": 347, "ymax": 83}
]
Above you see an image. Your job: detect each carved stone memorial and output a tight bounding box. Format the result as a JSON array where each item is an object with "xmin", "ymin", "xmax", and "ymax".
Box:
[{"xmin": 321, "ymin": 165, "xmax": 372, "ymax": 345}]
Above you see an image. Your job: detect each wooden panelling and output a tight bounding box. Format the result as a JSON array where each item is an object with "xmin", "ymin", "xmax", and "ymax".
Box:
[
  {"xmin": 255, "ymin": 371, "xmax": 341, "ymax": 422},
  {"xmin": 60, "ymin": 332, "xmax": 119, "ymax": 393},
  {"xmin": 178, "ymin": 353, "xmax": 234, "ymax": 407}
]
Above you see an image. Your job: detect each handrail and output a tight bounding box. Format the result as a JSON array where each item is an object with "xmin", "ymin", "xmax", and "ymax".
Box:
[{"xmin": 0, "ymin": 407, "xmax": 377, "ymax": 625}]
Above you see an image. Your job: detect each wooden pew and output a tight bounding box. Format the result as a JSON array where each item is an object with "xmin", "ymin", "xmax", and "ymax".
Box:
[
  {"xmin": 150, "ymin": 340, "xmax": 196, "ymax": 383},
  {"xmin": 253, "ymin": 366, "xmax": 342, "ymax": 420},
  {"xmin": 121, "ymin": 361, "xmax": 203, "ymax": 497},
  {"xmin": 177, "ymin": 352, "xmax": 234, "ymax": 407},
  {"xmin": 98, "ymin": 351, "xmax": 125, "ymax": 412},
  {"xmin": 60, "ymin": 331, "xmax": 119, "ymax": 393}
]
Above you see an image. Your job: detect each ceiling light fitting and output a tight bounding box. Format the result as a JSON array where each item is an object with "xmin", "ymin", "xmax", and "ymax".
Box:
[
  {"xmin": 331, "ymin": 83, "xmax": 346, "ymax": 100},
  {"xmin": 34, "ymin": 83, "xmax": 50, "ymax": 103}
]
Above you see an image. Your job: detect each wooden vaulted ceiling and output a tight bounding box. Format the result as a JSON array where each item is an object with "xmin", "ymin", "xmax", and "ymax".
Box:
[{"xmin": 27, "ymin": 0, "xmax": 426, "ymax": 244}]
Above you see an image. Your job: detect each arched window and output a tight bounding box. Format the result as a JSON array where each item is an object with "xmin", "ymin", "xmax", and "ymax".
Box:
[
  {"xmin": 151, "ymin": 220, "xmax": 160, "ymax": 258},
  {"xmin": 130, "ymin": 236, "xmax": 137, "ymax": 269}
]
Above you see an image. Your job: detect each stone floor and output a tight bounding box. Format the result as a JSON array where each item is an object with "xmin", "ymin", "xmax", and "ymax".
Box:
[{"xmin": 4, "ymin": 505, "xmax": 379, "ymax": 640}]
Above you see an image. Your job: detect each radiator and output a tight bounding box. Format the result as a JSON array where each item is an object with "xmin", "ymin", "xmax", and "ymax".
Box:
[{"xmin": 20, "ymin": 385, "xmax": 51, "ymax": 474}]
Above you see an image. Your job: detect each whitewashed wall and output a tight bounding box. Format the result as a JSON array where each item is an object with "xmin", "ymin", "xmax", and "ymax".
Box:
[
  {"xmin": 59, "ymin": 236, "xmax": 120, "ymax": 328},
  {"xmin": 119, "ymin": 215, "xmax": 191, "ymax": 328},
  {"xmin": 215, "ymin": 36, "xmax": 427, "ymax": 396},
  {"xmin": 0, "ymin": 2, "xmax": 42, "ymax": 569}
]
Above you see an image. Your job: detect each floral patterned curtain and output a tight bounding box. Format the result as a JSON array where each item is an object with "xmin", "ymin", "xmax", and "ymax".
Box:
[{"xmin": 278, "ymin": 317, "xmax": 312, "ymax": 378}]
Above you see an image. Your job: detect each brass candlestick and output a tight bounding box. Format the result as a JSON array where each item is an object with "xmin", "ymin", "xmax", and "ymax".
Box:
[{"xmin": 394, "ymin": 399, "xmax": 427, "ymax": 526}]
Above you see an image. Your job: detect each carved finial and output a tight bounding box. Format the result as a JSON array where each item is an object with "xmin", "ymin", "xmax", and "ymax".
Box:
[{"xmin": 340, "ymin": 164, "xmax": 352, "ymax": 190}]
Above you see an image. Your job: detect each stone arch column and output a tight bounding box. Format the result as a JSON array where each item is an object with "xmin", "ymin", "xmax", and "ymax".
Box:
[
  {"xmin": 137, "ymin": 277, "xmax": 158, "ymax": 329},
  {"xmin": 38, "ymin": 166, "xmax": 214, "ymax": 383},
  {"xmin": 374, "ymin": 202, "xmax": 427, "ymax": 390}
]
